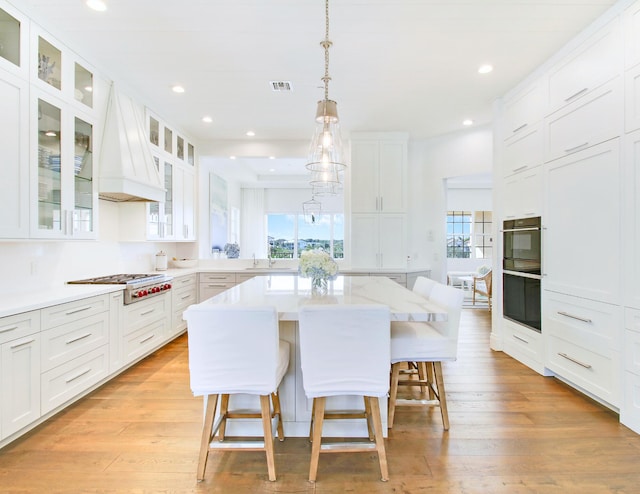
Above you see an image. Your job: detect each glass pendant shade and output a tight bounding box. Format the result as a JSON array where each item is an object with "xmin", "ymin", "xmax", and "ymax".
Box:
[
  {"xmin": 306, "ymin": 99, "xmax": 346, "ymax": 173},
  {"xmin": 309, "ymin": 167, "xmax": 340, "ymax": 188},
  {"xmin": 303, "ymin": 197, "xmax": 322, "ymax": 224}
]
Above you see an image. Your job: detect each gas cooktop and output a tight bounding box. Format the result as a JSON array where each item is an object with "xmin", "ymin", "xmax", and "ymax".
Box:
[
  {"xmin": 68, "ymin": 274, "xmax": 166, "ymax": 285},
  {"xmin": 68, "ymin": 274, "xmax": 173, "ymax": 304}
]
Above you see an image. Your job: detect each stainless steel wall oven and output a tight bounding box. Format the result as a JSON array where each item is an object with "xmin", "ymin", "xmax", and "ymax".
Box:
[{"xmin": 503, "ymin": 217, "xmax": 542, "ymax": 332}]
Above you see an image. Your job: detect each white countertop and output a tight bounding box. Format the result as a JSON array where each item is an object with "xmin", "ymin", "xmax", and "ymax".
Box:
[{"xmin": 188, "ymin": 275, "xmax": 446, "ymax": 322}]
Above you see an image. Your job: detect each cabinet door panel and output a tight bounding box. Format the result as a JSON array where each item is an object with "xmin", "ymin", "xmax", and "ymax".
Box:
[
  {"xmin": 379, "ymin": 214, "xmax": 406, "ymax": 268},
  {"xmin": 351, "ymin": 214, "xmax": 379, "ymax": 268},
  {"xmin": 350, "ymin": 140, "xmax": 379, "ymax": 213},
  {"xmin": 502, "ymin": 123, "xmax": 543, "ymax": 177},
  {"xmin": 0, "ymin": 73, "xmax": 29, "ymax": 238},
  {"xmin": 503, "ymin": 166, "xmax": 542, "ymax": 220},
  {"xmin": 544, "ymin": 140, "xmax": 621, "ymax": 303},
  {"xmin": 624, "ymin": 130, "xmax": 640, "ymax": 309},
  {"xmin": 378, "ymin": 141, "xmax": 406, "ymax": 212}
]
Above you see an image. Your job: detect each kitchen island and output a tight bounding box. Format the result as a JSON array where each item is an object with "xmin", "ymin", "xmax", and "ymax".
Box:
[{"xmin": 184, "ymin": 275, "xmax": 447, "ymax": 437}]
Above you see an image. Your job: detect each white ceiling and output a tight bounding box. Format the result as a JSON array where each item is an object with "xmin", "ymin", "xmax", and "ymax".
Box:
[{"xmin": 17, "ymin": 0, "xmax": 619, "ymax": 174}]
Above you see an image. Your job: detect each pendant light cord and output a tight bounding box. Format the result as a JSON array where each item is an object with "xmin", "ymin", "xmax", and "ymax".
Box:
[{"xmin": 321, "ymin": 0, "xmax": 332, "ymax": 101}]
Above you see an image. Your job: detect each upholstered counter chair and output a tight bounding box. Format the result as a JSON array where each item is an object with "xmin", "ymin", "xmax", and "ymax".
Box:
[
  {"xmin": 298, "ymin": 304, "xmax": 391, "ymax": 482},
  {"xmin": 183, "ymin": 304, "xmax": 290, "ymax": 482},
  {"xmin": 388, "ymin": 283, "xmax": 464, "ymax": 430}
]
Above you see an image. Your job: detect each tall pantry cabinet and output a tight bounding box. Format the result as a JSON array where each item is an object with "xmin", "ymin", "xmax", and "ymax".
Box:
[
  {"xmin": 350, "ymin": 133, "xmax": 408, "ymax": 269},
  {"xmin": 495, "ymin": 0, "xmax": 640, "ymax": 433}
]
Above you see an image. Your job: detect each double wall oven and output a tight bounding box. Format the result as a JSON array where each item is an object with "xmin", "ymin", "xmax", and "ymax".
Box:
[{"xmin": 502, "ymin": 217, "xmax": 542, "ymax": 332}]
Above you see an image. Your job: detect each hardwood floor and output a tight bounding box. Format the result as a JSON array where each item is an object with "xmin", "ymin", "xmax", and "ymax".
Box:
[{"xmin": 1, "ymin": 309, "xmax": 639, "ymax": 493}]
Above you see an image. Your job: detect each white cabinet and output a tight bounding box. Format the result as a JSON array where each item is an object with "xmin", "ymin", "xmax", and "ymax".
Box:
[
  {"xmin": 544, "ymin": 78, "xmax": 622, "ymax": 163},
  {"xmin": 0, "ymin": 311, "xmax": 40, "ymax": 440},
  {"xmin": 624, "ymin": 129, "xmax": 640, "ymax": 310},
  {"xmin": 625, "ymin": 63, "xmax": 640, "ymax": 132},
  {"xmin": 543, "ymin": 140, "xmax": 621, "ymax": 304},
  {"xmin": 544, "ymin": 290, "xmax": 622, "ymax": 407},
  {"xmin": 546, "ymin": 17, "xmax": 622, "ymax": 115},
  {"xmin": 173, "ymin": 165, "xmax": 196, "ymax": 241},
  {"xmin": 123, "ymin": 294, "xmax": 168, "ymax": 364},
  {"xmin": 502, "ymin": 122, "xmax": 544, "ymax": 177},
  {"xmin": 351, "ymin": 136, "xmax": 407, "ymax": 213},
  {"xmin": 0, "ymin": 70, "xmax": 29, "ymax": 238},
  {"xmin": 0, "ymin": 2, "xmax": 28, "ymax": 80},
  {"xmin": 502, "ymin": 80, "xmax": 544, "ymax": 142},
  {"xmin": 351, "ymin": 213, "xmax": 406, "ymax": 269},
  {"xmin": 502, "ymin": 318, "xmax": 545, "ymax": 375},
  {"xmin": 622, "ymin": 308, "xmax": 640, "ymax": 433},
  {"xmin": 503, "ymin": 165, "xmax": 542, "ymax": 220},
  {"xmin": 198, "ymin": 272, "xmax": 236, "ymax": 301},
  {"xmin": 171, "ymin": 273, "xmax": 197, "ymax": 336},
  {"xmin": 624, "ymin": 0, "xmax": 640, "ymax": 69}
]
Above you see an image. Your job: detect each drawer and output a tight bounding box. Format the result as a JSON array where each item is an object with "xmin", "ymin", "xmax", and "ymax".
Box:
[
  {"xmin": 502, "ymin": 122, "xmax": 543, "ymax": 177},
  {"xmin": 199, "ymin": 272, "xmax": 235, "ymax": 283},
  {"xmin": 236, "ymin": 273, "xmax": 258, "ymax": 283},
  {"xmin": 545, "ymin": 78, "xmax": 622, "ymax": 162},
  {"xmin": 502, "ymin": 80, "xmax": 544, "ymax": 140},
  {"xmin": 543, "ymin": 291, "xmax": 622, "ymax": 355},
  {"xmin": 123, "ymin": 295, "xmax": 167, "ymax": 335},
  {"xmin": 502, "ymin": 318, "xmax": 543, "ymax": 365},
  {"xmin": 42, "ymin": 294, "xmax": 109, "ymax": 330},
  {"xmin": 199, "ymin": 281, "xmax": 235, "ymax": 302},
  {"xmin": 172, "ymin": 273, "xmax": 197, "ymax": 289},
  {"xmin": 40, "ymin": 312, "xmax": 109, "ymax": 372},
  {"xmin": 40, "ymin": 345, "xmax": 109, "ymax": 414},
  {"xmin": 546, "ymin": 334, "xmax": 619, "ymax": 406},
  {"xmin": 625, "ymin": 329, "xmax": 640, "ymax": 376},
  {"xmin": 0, "ymin": 310, "xmax": 40, "ymax": 345},
  {"xmin": 621, "ymin": 371, "xmax": 640, "ymax": 434},
  {"xmin": 383, "ymin": 273, "xmax": 407, "ymax": 286},
  {"xmin": 172, "ymin": 285, "xmax": 197, "ymax": 312},
  {"xmin": 123, "ymin": 318, "xmax": 165, "ymax": 364},
  {"xmin": 625, "ymin": 307, "xmax": 640, "ymax": 332}
]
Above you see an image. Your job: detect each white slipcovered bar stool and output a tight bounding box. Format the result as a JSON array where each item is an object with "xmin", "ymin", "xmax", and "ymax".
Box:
[
  {"xmin": 298, "ymin": 304, "xmax": 391, "ymax": 482},
  {"xmin": 388, "ymin": 283, "xmax": 464, "ymax": 430},
  {"xmin": 183, "ymin": 305, "xmax": 290, "ymax": 482}
]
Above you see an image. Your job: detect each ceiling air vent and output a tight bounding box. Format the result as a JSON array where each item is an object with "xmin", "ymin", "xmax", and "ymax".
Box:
[{"xmin": 270, "ymin": 81, "xmax": 292, "ymax": 92}]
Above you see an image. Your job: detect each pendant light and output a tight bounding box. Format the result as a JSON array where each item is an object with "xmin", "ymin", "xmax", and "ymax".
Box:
[
  {"xmin": 305, "ymin": 0, "xmax": 347, "ymax": 180},
  {"xmin": 303, "ymin": 196, "xmax": 322, "ymax": 224}
]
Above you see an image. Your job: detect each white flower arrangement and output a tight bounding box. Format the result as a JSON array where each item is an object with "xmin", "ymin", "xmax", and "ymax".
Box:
[{"xmin": 298, "ymin": 248, "xmax": 338, "ymax": 282}]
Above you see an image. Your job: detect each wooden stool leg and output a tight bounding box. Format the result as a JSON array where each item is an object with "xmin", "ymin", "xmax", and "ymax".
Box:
[
  {"xmin": 417, "ymin": 362, "xmax": 427, "ymax": 394},
  {"xmin": 433, "ymin": 361, "xmax": 450, "ymax": 431},
  {"xmin": 369, "ymin": 396, "xmax": 389, "ymax": 482},
  {"xmin": 364, "ymin": 396, "xmax": 374, "ymax": 441},
  {"xmin": 308, "ymin": 398, "xmax": 316, "ymax": 442},
  {"xmin": 218, "ymin": 394, "xmax": 230, "ymax": 441},
  {"xmin": 271, "ymin": 391, "xmax": 285, "ymax": 441},
  {"xmin": 197, "ymin": 394, "xmax": 219, "ymax": 481},
  {"xmin": 260, "ymin": 394, "xmax": 277, "ymax": 481},
  {"xmin": 309, "ymin": 397, "xmax": 325, "ymax": 482},
  {"xmin": 425, "ymin": 362, "xmax": 435, "ymax": 400},
  {"xmin": 388, "ymin": 363, "xmax": 401, "ymax": 429}
]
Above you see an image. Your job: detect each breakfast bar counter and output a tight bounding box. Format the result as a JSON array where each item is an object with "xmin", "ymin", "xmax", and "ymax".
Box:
[{"xmin": 185, "ymin": 275, "xmax": 447, "ymax": 437}]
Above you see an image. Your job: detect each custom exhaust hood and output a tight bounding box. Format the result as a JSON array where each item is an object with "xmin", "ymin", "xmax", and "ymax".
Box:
[{"xmin": 98, "ymin": 84, "xmax": 165, "ymax": 202}]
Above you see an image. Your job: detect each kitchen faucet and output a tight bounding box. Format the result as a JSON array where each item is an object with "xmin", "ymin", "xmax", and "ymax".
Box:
[{"xmin": 253, "ymin": 253, "xmax": 257, "ymax": 267}]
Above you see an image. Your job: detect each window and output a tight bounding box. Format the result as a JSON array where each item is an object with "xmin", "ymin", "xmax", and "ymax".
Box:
[
  {"xmin": 267, "ymin": 213, "xmax": 344, "ymax": 259},
  {"xmin": 447, "ymin": 210, "xmax": 492, "ymax": 259}
]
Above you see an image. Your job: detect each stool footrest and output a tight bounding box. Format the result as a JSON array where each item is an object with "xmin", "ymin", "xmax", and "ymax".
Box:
[{"xmin": 320, "ymin": 441, "xmax": 378, "ymax": 452}]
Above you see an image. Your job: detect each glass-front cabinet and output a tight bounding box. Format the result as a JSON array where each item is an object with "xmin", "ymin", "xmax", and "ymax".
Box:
[
  {"xmin": 32, "ymin": 93, "xmax": 96, "ymax": 238},
  {"xmin": 146, "ymin": 111, "xmax": 196, "ymax": 241},
  {"xmin": 0, "ymin": 3, "xmax": 27, "ymax": 78}
]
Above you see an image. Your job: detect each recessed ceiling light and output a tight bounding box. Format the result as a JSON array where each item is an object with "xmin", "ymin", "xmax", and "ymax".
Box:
[
  {"xmin": 86, "ymin": 0, "xmax": 107, "ymax": 12},
  {"xmin": 463, "ymin": 119, "xmax": 473, "ymax": 126},
  {"xmin": 229, "ymin": 156, "xmax": 236, "ymax": 160},
  {"xmin": 171, "ymin": 85, "xmax": 185, "ymax": 93},
  {"xmin": 478, "ymin": 64, "xmax": 493, "ymax": 74},
  {"xmin": 246, "ymin": 131, "xmax": 255, "ymax": 137},
  {"xmin": 202, "ymin": 116, "xmax": 213, "ymax": 123},
  {"xmin": 269, "ymin": 156, "xmax": 276, "ymax": 160},
  {"xmin": 269, "ymin": 168, "xmax": 276, "ymax": 172}
]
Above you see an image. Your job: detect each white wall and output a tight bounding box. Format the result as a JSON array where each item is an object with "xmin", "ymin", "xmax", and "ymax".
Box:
[{"xmin": 408, "ymin": 125, "xmax": 493, "ymax": 283}]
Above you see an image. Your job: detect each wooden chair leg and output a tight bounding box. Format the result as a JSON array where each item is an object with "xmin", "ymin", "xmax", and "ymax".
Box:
[
  {"xmin": 425, "ymin": 362, "xmax": 435, "ymax": 400},
  {"xmin": 309, "ymin": 397, "xmax": 325, "ymax": 482},
  {"xmin": 308, "ymin": 398, "xmax": 316, "ymax": 442},
  {"xmin": 433, "ymin": 361, "xmax": 450, "ymax": 431},
  {"xmin": 364, "ymin": 396, "xmax": 374, "ymax": 441},
  {"xmin": 218, "ymin": 394, "xmax": 230, "ymax": 441},
  {"xmin": 388, "ymin": 363, "xmax": 401, "ymax": 429},
  {"xmin": 271, "ymin": 391, "xmax": 285, "ymax": 441},
  {"xmin": 369, "ymin": 396, "xmax": 389, "ymax": 482},
  {"xmin": 417, "ymin": 361, "xmax": 427, "ymax": 393},
  {"xmin": 260, "ymin": 394, "xmax": 277, "ymax": 481},
  {"xmin": 197, "ymin": 394, "xmax": 219, "ymax": 481}
]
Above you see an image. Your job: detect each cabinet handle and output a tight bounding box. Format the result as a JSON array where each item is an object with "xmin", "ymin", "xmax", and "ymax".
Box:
[
  {"xmin": 65, "ymin": 306, "xmax": 93, "ymax": 316},
  {"xmin": 558, "ymin": 352, "xmax": 592, "ymax": 369},
  {"xmin": 0, "ymin": 325, "xmax": 19, "ymax": 334},
  {"xmin": 512, "ymin": 334, "xmax": 529, "ymax": 344},
  {"xmin": 564, "ymin": 142, "xmax": 589, "ymax": 153},
  {"xmin": 375, "ymin": 197, "xmax": 379, "ymax": 211},
  {"xmin": 65, "ymin": 367, "xmax": 92, "ymax": 383},
  {"xmin": 512, "ymin": 165, "xmax": 528, "ymax": 173},
  {"xmin": 181, "ymin": 294, "xmax": 192, "ymax": 300},
  {"xmin": 139, "ymin": 333, "xmax": 155, "ymax": 344},
  {"xmin": 140, "ymin": 308, "xmax": 155, "ymax": 316},
  {"xmin": 380, "ymin": 197, "xmax": 384, "ymax": 211},
  {"xmin": 511, "ymin": 123, "xmax": 528, "ymax": 133},
  {"xmin": 207, "ymin": 283, "xmax": 227, "ymax": 288},
  {"xmin": 564, "ymin": 87, "xmax": 588, "ymax": 103},
  {"xmin": 65, "ymin": 332, "xmax": 92, "ymax": 345},
  {"xmin": 557, "ymin": 311, "xmax": 592, "ymax": 324},
  {"xmin": 10, "ymin": 338, "xmax": 35, "ymax": 349}
]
